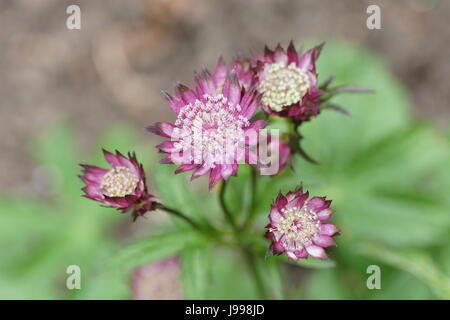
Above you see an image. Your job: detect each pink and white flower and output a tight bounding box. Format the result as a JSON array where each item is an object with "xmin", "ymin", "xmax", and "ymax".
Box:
[
  {"xmin": 266, "ymin": 188, "xmax": 339, "ymax": 261},
  {"xmin": 254, "ymin": 41, "xmax": 324, "ymax": 122},
  {"xmin": 148, "ymin": 71, "xmax": 267, "ymax": 189},
  {"xmin": 79, "ymin": 150, "xmax": 155, "ymax": 219}
]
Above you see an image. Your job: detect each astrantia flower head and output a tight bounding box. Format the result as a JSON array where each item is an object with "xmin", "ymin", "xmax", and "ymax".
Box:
[
  {"xmin": 266, "ymin": 188, "xmax": 339, "ymax": 261},
  {"xmin": 148, "ymin": 70, "xmax": 267, "ymax": 189},
  {"xmin": 80, "ymin": 150, "xmax": 155, "ymax": 219},
  {"xmin": 255, "ymin": 41, "xmax": 324, "ymax": 122},
  {"xmin": 132, "ymin": 257, "xmax": 183, "ymax": 300}
]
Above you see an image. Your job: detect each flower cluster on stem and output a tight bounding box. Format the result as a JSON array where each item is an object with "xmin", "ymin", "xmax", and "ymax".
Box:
[{"xmin": 78, "ymin": 40, "xmax": 372, "ymax": 297}]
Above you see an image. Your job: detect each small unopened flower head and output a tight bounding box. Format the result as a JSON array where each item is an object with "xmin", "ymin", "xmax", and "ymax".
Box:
[
  {"xmin": 255, "ymin": 41, "xmax": 325, "ymax": 121},
  {"xmin": 148, "ymin": 70, "xmax": 267, "ymax": 189},
  {"xmin": 266, "ymin": 188, "xmax": 339, "ymax": 261},
  {"xmin": 79, "ymin": 150, "xmax": 155, "ymax": 219},
  {"xmin": 132, "ymin": 257, "xmax": 183, "ymax": 300}
]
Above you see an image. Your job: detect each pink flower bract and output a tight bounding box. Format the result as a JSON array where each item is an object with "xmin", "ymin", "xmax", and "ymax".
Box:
[
  {"xmin": 79, "ymin": 150, "xmax": 155, "ymax": 218},
  {"xmin": 266, "ymin": 188, "xmax": 339, "ymax": 261},
  {"xmin": 254, "ymin": 134, "xmax": 292, "ymax": 176}
]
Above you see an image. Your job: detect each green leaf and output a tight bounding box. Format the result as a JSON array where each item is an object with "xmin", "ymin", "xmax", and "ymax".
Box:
[
  {"xmin": 180, "ymin": 244, "xmax": 212, "ymax": 299},
  {"xmin": 153, "ymin": 163, "xmax": 217, "ymax": 230},
  {"xmin": 337, "ymin": 188, "xmax": 450, "ymax": 248},
  {"xmin": 304, "ymin": 268, "xmax": 354, "ymax": 300},
  {"xmin": 71, "ymin": 268, "xmax": 130, "ymax": 300},
  {"xmin": 107, "ymin": 231, "xmax": 193, "ymax": 274},
  {"xmin": 294, "ymin": 258, "xmax": 336, "ymax": 269},
  {"xmin": 0, "ymin": 198, "xmax": 59, "ymax": 238},
  {"xmin": 299, "ymin": 41, "xmax": 412, "ymax": 173},
  {"xmin": 259, "ymin": 258, "xmax": 284, "ymax": 299},
  {"xmin": 206, "ymin": 246, "xmax": 260, "ymax": 299},
  {"xmin": 355, "ymin": 242, "xmax": 450, "ymax": 299},
  {"xmin": 222, "ymin": 165, "xmax": 251, "ymax": 223},
  {"xmin": 367, "ymin": 271, "xmax": 432, "ymax": 300}
]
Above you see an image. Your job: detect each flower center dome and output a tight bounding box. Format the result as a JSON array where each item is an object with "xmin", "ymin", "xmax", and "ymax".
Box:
[
  {"xmin": 101, "ymin": 166, "xmax": 138, "ymax": 197},
  {"xmin": 173, "ymin": 94, "xmax": 250, "ymax": 167},
  {"xmin": 274, "ymin": 204, "xmax": 320, "ymax": 250},
  {"xmin": 260, "ymin": 62, "xmax": 310, "ymax": 112}
]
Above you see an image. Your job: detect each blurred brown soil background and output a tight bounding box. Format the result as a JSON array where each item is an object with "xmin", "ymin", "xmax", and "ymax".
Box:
[{"xmin": 0, "ymin": 0, "xmax": 449, "ymax": 195}]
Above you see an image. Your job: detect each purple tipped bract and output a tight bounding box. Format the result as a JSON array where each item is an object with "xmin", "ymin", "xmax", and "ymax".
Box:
[
  {"xmin": 215, "ymin": 55, "xmax": 255, "ymax": 90},
  {"xmin": 266, "ymin": 188, "xmax": 339, "ymax": 261},
  {"xmin": 254, "ymin": 41, "xmax": 325, "ymax": 122},
  {"xmin": 79, "ymin": 150, "xmax": 155, "ymax": 219}
]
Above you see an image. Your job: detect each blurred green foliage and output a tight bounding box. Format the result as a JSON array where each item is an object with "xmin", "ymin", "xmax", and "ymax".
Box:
[
  {"xmin": 0, "ymin": 125, "xmax": 152, "ymax": 299},
  {"xmin": 0, "ymin": 41, "xmax": 449, "ymax": 299}
]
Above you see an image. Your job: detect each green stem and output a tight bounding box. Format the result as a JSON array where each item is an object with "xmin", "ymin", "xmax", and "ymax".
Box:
[
  {"xmin": 289, "ymin": 120, "xmax": 318, "ymax": 164},
  {"xmin": 242, "ymin": 246, "xmax": 267, "ymax": 299},
  {"xmin": 219, "ymin": 181, "xmax": 239, "ymax": 233},
  {"xmin": 241, "ymin": 167, "xmax": 258, "ymax": 232},
  {"xmin": 156, "ymin": 203, "xmax": 209, "ymax": 235},
  {"xmin": 219, "ymin": 181, "xmax": 267, "ymax": 299}
]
